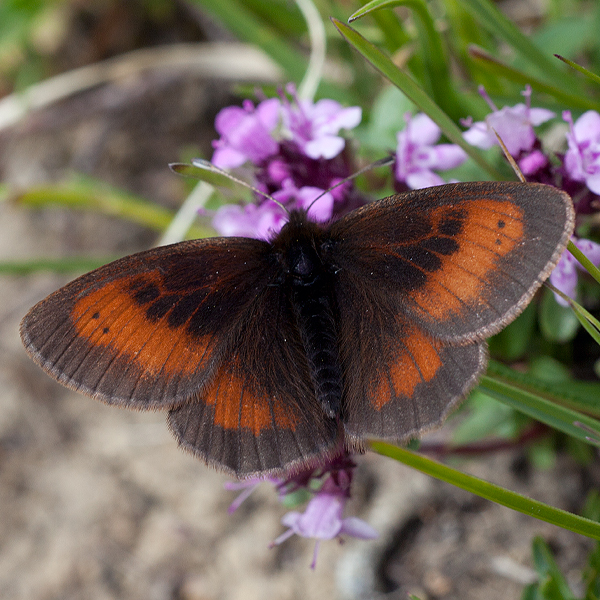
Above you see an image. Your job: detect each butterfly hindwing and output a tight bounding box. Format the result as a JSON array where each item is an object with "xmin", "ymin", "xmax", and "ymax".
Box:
[
  {"xmin": 168, "ymin": 281, "xmax": 340, "ymax": 477},
  {"xmin": 333, "ymin": 266, "xmax": 487, "ymax": 442}
]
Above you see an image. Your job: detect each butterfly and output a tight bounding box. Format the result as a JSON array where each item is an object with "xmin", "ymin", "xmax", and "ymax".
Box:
[{"xmin": 20, "ymin": 181, "xmax": 574, "ymax": 478}]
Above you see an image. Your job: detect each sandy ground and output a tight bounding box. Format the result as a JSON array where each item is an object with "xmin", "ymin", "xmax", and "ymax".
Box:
[{"xmin": 0, "ymin": 49, "xmax": 598, "ymax": 600}]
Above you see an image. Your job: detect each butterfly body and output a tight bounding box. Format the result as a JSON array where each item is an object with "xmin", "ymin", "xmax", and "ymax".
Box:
[
  {"xmin": 21, "ymin": 182, "xmax": 574, "ymax": 477},
  {"xmin": 273, "ymin": 211, "xmax": 343, "ymax": 419}
]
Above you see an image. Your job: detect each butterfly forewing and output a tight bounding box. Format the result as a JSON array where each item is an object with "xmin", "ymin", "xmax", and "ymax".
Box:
[
  {"xmin": 328, "ymin": 181, "xmax": 574, "ymax": 343},
  {"xmin": 21, "ymin": 237, "xmax": 278, "ymax": 409}
]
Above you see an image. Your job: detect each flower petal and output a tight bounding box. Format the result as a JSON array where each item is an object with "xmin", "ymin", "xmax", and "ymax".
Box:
[
  {"xmin": 429, "ymin": 144, "xmax": 468, "ymax": 170},
  {"xmin": 339, "ymin": 517, "xmax": 379, "ymax": 540},
  {"xmin": 406, "ymin": 169, "xmax": 445, "ymax": 189},
  {"xmin": 304, "ymin": 136, "xmax": 345, "ymax": 159}
]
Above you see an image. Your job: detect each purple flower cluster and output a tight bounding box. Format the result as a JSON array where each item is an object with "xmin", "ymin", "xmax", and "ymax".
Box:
[
  {"xmin": 210, "ymin": 86, "xmax": 362, "ymax": 239},
  {"xmin": 209, "ymin": 85, "xmax": 473, "ymax": 241},
  {"xmin": 226, "ymin": 454, "xmax": 377, "ymax": 568}
]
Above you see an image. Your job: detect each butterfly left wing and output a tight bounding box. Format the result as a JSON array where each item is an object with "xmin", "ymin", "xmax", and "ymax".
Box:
[
  {"xmin": 167, "ymin": 279, "xmax": 340, "ymax": 477},
  {"xmin": 326, "ymin": 181, "xmax": 573, "ymax": 442},
  {"xmin": 20, "ymin": 237, "xmax": 278, "ymax": 409},
  {"xmin": 21, "ymin": 237, "xmax": 340, "ymax": 476}
]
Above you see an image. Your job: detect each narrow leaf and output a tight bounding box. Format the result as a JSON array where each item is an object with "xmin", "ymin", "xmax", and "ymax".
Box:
[
  {"xmin": 479, "ymin": 374, "xmax": 600, "ymax": 446},
  {"xmin": 332, "ymin": 18, "xmax": 501, "ymax": 178},
  {"xmin": 371, "ymin": 443, "xmax": 600, "ymax": 540}
]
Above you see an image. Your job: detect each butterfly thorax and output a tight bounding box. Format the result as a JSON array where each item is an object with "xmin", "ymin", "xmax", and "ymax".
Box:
[{"xmin": 272, "ymin": 211, "xmax": 343, "ymax": 420}]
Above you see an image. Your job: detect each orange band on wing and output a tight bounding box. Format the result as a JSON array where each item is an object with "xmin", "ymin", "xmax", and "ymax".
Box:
[
  {"xmin": 412, "ymin": 199, "xmax": 524, "ymax": 320},
  {"xmin": 373, "ymin": 327, "xmax": 443, "ymax": 409},
  {"xmin": 71, "ymin": 279, "xmax": 214, "ymax": 378},
  {"xmin": 203, "ymin": 366, "xmax": 300, "ymax": 435}
]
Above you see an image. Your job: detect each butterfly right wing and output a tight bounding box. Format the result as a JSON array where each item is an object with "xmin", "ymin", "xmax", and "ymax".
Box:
[{"xmin": 325, "ymin": 181, "xmax": 571, "ymax": 444}]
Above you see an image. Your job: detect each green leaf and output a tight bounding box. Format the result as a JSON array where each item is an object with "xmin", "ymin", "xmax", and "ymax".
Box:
[
  {"xmin": 370, "ymin": 443, "xmax": 600, "ymax": 541},
  {"xmin": 489, "ymin": 302, "xmax": 536, "ymax": 360},
  {"xmin": 539, "ymin": 288, "xmax": 580, "ymax": 343},
  {"xmin": 458, "ymin": 0, "xmax": 580, "ymax": 93},
  {"xmin": 479, "ymin": 374, "xmax": 600, "ymax": 446},
  {"xmin": 451, "ymin": 389, "xmax": 518, "ymax": 445},
  {"xmin": 528, "ymin": 356, "xmax": 571, "ymax": 384},
  {"xmin": 0, "ymin": 256, "xmax": 120, "ymax": 275},
  {"xmin": 358, "ymin": 84, "xmax": 414, "ymax": 150},
  {"xmin": 331, "ymin": 18, "xmax": 502, "ymax": 179}
]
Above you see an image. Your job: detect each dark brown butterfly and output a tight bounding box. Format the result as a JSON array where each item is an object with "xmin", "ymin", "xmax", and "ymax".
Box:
[{"xmin": 20, "ymin": 181, "xmax": 574, "ymax": 477}]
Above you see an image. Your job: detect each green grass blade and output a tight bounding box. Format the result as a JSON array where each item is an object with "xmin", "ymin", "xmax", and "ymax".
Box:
[
  {"xmin": 487, "ymin": 359, "xmax": 600, "ymax": 418},
  {"xmin": 332, "ymin": 18, "xmax": 502, "ymax": 179},
  {"xmin": 14, "ymin": 182, "xmax": 212, "ymax": 239},
  {"xmin": 568, "ymin": 240, "xmax": 600, "ymax": 288},
  {"xmin": 555, "ymin": 54, "xmax": 600, "ymax": 87},
  {"xmin": 469, "ymin": 46, "xmax": 597, "ymax": 111},
  {"xmin": 190, "ymin": 0, "xmax": 307, "ymax": 84},
  {"xmin": 0, "ymin": 256, "xmax": 120, "ymax": 275},
  {"xmin": 458, "ymin": 0, "xmax": 579, "ymax": 91},
  {"xmin": 479, "ymin": 374, "xmax": 600, "ymax": 447},
  {"xmin": 570, "ymin": 299, "xmax": 600, "ymax": 348},
  {"xmin": 349, "ymin": 0, "xmax": 462, "ymax": 118},
  {"xmin": 371, "ymin": 443, "xmax": 600, "ymax": 540}
]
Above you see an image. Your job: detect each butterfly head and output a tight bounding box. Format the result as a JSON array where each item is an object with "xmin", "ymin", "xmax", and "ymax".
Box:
[{"xmin": 272, "ymin": 210, "xmax": 331, "ymax": 287}]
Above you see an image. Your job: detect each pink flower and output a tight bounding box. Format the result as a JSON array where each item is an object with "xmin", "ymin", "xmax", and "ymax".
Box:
[
  {"xmin": 225, "ymin": 454, "xmax": 376, "ymax": 569},
  {"xmin": 212, "ymin": 201, "xmax": 287, "ymax": 240},
  {"xmin": 271, "ymin": 472, "xmax": 378, "ymax": 569},
  {"xmin": 281, "ymin": 86, "xmax": 362, "ymax": 160},
  {"xmin": 463, "ymin": 86, "xmax": 554, "ymax": 157},
  {"xmin": 563, "ymin": 110, "xmax": 600, "ymax": 195},
  {"xmin": 272, "ymin": 181, "xmax": 335, "ymax": 222},
  {"xmin": 211, "ymin": 98, "xmax": 281, "ymax": 168},
  {"xmin": 208, "ymin": 86, "xmax": 367, "ymax": 238},
  {"xmin": 395, "ymin": 113, "xmax": 467, "ymax": 189}
]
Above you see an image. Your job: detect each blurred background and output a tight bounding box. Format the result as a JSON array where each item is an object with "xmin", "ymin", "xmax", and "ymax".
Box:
[{"xmin": 2, "ymin": 1, "xmax": 600, "ymax": 599}]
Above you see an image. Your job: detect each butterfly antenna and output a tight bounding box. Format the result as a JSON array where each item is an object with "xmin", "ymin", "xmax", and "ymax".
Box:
[
  {"xmin": 306, "ymin": 154, "xmax": 395, "ymax": 213},
  {"xmin": 492, "ymin": 128, "xmax": 526, "ymax": 183},
  {"xmin": 190, "ymin": 158, "xmax": 289, "ymax": 213}
]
